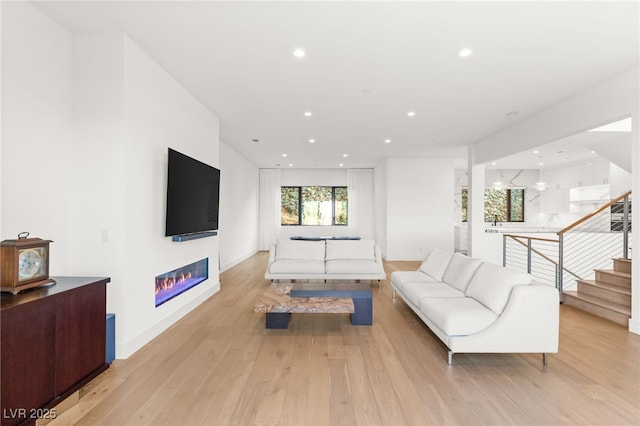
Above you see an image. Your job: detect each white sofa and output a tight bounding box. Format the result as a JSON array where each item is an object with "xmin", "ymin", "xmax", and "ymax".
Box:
[
  {"xmin": 391, "ymin": 249, "xmax": 559, "ymax": 365},
  {"xmin": 264, "ymin": 238, "xmax": 386, "ymax": 283}
]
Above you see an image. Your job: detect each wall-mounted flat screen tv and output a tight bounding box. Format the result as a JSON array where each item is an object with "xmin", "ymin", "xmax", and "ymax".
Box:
[{"xmin": 165, "ymin": 148, "xmax": 220, "ymax": 237}]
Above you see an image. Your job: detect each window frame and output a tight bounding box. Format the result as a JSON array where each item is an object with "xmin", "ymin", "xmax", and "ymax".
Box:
[
  {"xmin": 280, "ymin": 186, "xmax": 348, "ymax": 226},
  {"xmin": 461, "ymin": 187, "xmax": 525, "ymax": 223}
]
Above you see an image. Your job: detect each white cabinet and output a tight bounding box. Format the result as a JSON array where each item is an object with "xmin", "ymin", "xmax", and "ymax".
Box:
[
  {"xmin": 539, "ymin": 161, "xmax": 610, "ymax": 214},
  {"xmin": 610, "ymin": 163, "xmax": 632, "ymax": 197},
  {"xmin": 569, "ymin": 184, "xmax": 610, "ymax": 214},
  {"xmin": 539, "ymin": 168, "xmax": 570, "ymax": 212},
  {"xmin": 541, "ymin": 167, "xmax": 570, "ymax": 190},
  {"xmin": 569, "ymin": 161, "xmax": 609, "ymax": 188}
]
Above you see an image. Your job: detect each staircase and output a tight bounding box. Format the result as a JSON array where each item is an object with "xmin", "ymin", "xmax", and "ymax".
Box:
[
  {"xmin": 563, "ymin": 258, "xmax": 631, "ymax": 326},
  {"xmin": 503, "ymin": 191, "xmax": 633, "ymax": 327}
]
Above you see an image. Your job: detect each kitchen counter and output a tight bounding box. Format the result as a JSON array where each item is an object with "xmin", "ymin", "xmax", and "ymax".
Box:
[{"xmin": 484, "ymin": 227, "xmax": 560, "ymax": 234}]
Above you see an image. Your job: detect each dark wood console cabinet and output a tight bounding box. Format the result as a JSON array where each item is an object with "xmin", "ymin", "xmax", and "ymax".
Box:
[{"xmin": 1, "ymin": 277, "xmax": 110, "ymax": 426}]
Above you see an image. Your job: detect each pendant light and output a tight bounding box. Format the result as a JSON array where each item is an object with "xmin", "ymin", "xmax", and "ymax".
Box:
[{"xmin": 533, "ymin": 181, "xmax": 549, "ymax": 191}]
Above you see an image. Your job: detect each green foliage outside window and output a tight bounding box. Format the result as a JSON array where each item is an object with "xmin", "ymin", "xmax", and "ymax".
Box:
[
  {"xmin": 281, "ymin": 186, "xmax": 348, "ymax": 226},
  {"xmin": 281, "ymin": 187, "xmax": 300, "ymax": 225},
  {"xmin": 301, "ymin": 186, "xmax": 332, "ymax": 225},
  {"xmin": 461, "ymin": 188, "xmax": 525, "ymax": 222},
  {"xmin": 334, "ymin": 187, "xmax": 348, "ymax": 225},
  {"xmin": 509, "ymin": 189, "xmax": 524, "ymax": 221}
]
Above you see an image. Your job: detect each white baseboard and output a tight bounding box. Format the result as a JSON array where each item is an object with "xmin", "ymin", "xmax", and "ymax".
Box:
[
  {"xmin": 220, "ymin": 249, "xmax": 259, "ymax": 272},
  {"xmin": 629, "ymin": 317, "xmax": 640, "ymax": 335},
  {"xmin": 115, "ymin": 282, "xmax": 220, "ymax": 359}
]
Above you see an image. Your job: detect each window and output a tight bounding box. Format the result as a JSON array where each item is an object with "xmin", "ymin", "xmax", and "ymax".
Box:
[
  {"xmin": 281, "ymin": 186, "xmax": 348, "ymax": 225},
  {"xmin": 461, "ymin": 188, "xmax": 524, "ymax": 222}
]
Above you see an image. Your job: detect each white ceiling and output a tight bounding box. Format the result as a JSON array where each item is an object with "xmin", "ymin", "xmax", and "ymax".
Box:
[{"xmin": 32, "ymin": 1, "xmax": 639, "ymax": 170}]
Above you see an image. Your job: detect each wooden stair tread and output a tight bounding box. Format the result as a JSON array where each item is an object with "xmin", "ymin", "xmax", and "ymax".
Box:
[
  {"xmin": 563, "ymin": 291, "xmax": 631, "ymax": 315},
  {"xmin": 594, "ymin": 269, "xmax": 631, "ymax": 279},
  {"xmin": 613, "ymin": 258, "xmax": 632, "ymax": 263},
  {"xmin": 576, "ymin": 279, "xmax": 631, "ymax": 295}
]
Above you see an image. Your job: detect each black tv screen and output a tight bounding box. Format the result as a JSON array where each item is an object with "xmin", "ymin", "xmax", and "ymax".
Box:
[{"xmin": 165, "ymin": 148, "xmax": 220, "ymax": 237}]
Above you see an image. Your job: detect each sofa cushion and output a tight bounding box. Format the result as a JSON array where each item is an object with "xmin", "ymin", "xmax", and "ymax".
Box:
[
  {"xmin": 419, "ymin": 297, "xmax": 498, "ymax": 336},
  {"xmin": 276, "ymin": 239, "xmax": 325, "ymax": 261},
  {"xmin": 391, "ymin": 271, "xmax": 436, "ymax": 292},
  {"xmin": 403, "ymin": 282, "xmax": 465, "ymax": 306},
  {"xmin": 325, "ymin": 239, "xmax": 376, "ymax": 261},
  {"xmin": 465, "ymin": 262, "xmax": 533, "ymax": 314},
  {"xmin": 418, "ymin": 249, "xmax": 453, "ymax": 281},
  {"xmin": 441, "ymin": 253, "xmax": 483, "ymax": 292},
  {"xmin": 269, "ymin": 259, "xmax": 325, "ymax": 274},
  {"xmin": 325, "ymin": 259, "xmax": 383, "ymax": 274}
]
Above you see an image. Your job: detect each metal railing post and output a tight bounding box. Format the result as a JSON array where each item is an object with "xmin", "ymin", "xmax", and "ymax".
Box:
[
  {"xmin": 622, "ymin": 195, "xmax": 630, "ymax": 259},
  {"xmin": 557, "ymin": 233, "xmax": 564, "ymax": 302},
  {"xmin": 527, "ymin": 238, "xmax": 532, "ymax": 274},
  {"xmin": 502, "ymin": 235, "xmax": 507, "ymax": 267}
]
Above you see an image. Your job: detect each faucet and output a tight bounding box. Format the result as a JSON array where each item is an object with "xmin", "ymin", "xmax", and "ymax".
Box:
[{"xmin": 493, "ymin": 215, "xmax": 498, "ymax": 227}]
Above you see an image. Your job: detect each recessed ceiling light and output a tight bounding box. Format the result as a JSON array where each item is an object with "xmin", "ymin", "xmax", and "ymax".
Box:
[
  {"xmin": 538, "ymin": 162, "xmax": 544, "ymax": 166},
  {"xmin": 308, "ymin": 138, "xmax": 316, "ymax": 143},
  {"xmin": 591, "ymin": 150, "xmax": 596, "ymax": 154},
  {"xmin": 293, "ymin": 48, "xmax": 305, "ymax": 58},
  {"xmin": 459, "ymin": 48, "xmax": 472, "ymax": 57},
  {"xmin": 342, "ymin": 153, "xmax": 348, "ymax": 158},
  {"xmin": 491, "ymin": 162, "xmax": 497, "ymax": 166},
  {"xmin": 288, "ymin": 163, "xmax": 293, "ymax": 167},
  {"xmin": 384, "ymin": 139, "xmax": 391, "ymax": 144},
  {"xmin": 339, "ymin": 163, "xmax": 344, "ymax": 167},
  {"xmin": 533, "ymin": 150, "xmax": 539, "ymax": 154},
  {"xmin": 282, "ymin": 153, "xmax": 287, "ymax": 157},
  {"xmin": 304, "ymin": 111, "xmax": 312, "ymax": 117},
  {"xmin": 407, "ymin": 111, "xmax": 416, "ymax": 117}
]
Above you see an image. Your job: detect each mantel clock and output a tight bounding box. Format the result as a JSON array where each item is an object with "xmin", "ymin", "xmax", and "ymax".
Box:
[{"xmin": 1, "ymin": 232, "xmax": 55, "ymax": 294}]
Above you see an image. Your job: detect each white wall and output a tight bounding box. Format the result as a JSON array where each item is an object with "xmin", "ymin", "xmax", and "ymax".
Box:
[
  {"xmin": 119, "ymin": 36, "xmax": 220, "ymax": 358},
  {"xmin": 630, "ymin": 90, "xmax": 639, "ymax": 334},
  {"xmin": 2, "ymin": 3, "xmax": 222, "ymax": 358},
  {"xmin": 280, "ymin": 168, "xmax": 346, "ymax": 187},
  {"xmin": 219, "ymin": 142, "xmax": 259, "ymax": 271},
  {"xmin": 384, "ymin": 157, "xmax": 455, "ymax": 260},
  {"xmin": 1, "ymin": 1, "xmax": 74, "ymax": 273},
  {"xmin": 70, "ymin": 34, "xmax": 128, "ymax": 353}
]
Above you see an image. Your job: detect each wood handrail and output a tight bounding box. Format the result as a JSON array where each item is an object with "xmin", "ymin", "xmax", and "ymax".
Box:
[
  {"xmin": 506, "ymin": 235, "xmax": 559, "ymax": 266},
  {"xmin": 505, "ymin": 234, "xmax": 582, "ymax": 281},
  {"xmin": 504, "ymin": 234, "xmax": 558, "ymax": 243},
  {"xmin": 558, "ymin": 190, "xmax": 632, "ymax": 235}
]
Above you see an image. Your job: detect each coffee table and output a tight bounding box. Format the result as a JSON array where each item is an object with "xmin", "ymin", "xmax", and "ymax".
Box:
[
  {"xmin": 291, "ymin": 282, "xmax": 373, "ymax": 326},
  {"xmin": 254, "ymin": 282, "xmax": 373, "ymax": 329}
]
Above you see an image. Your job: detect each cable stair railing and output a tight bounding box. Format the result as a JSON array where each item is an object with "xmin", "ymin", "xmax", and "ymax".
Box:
[{"xmin": 503, "ymin": 190, "xmax": 632, "ymax": 326}]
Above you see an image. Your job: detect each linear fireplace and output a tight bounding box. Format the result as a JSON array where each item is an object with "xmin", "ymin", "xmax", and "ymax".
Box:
[{"xmin": 155, "ymin": 258, "xmax": 208, "ymax": 307}]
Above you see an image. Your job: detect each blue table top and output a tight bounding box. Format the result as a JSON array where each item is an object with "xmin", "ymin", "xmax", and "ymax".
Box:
[{"xmin": 290, "ymin": 236, "xmax": 361, "ymax": 241}]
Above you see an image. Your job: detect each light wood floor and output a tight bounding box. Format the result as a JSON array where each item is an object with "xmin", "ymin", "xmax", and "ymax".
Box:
[{"xmin": 49, "ymin": 252, "xmax": 640, "ymax": 426}]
